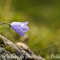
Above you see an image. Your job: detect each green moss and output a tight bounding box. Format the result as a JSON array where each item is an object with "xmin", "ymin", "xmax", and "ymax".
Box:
[
  {"xmin": 0, "ymin": 38, "xmax": 16, "ymax": 53},
  {"xmin": 0, "ymin": 38, "xmax": 6, "ymax": 47},
  {"xmin": 0, "ymin": 38, "xmax": 5, "ymax": 44},
  {"xmin": 5, "ymin": 46, "xmax": 16, "ymax": 53}
]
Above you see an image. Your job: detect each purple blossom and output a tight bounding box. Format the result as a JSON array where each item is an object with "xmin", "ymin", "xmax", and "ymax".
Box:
[{"xmin": 10, "ymin": 22, "xmax": 29, "ymax": 36}]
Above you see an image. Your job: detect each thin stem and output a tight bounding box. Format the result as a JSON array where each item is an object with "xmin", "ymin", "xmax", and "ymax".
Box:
[{"xmin": 0, "ymin": 23, "xmax": 10, "ymax": 26}]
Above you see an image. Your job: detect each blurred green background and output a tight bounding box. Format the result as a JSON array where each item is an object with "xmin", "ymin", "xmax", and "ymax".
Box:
[{"xmin": 0, "ymin": 0, "xmax": 60, "ymax": 60}]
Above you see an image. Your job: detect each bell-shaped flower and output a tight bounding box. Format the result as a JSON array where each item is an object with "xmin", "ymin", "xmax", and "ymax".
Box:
[{"xmin": 10, "ymin": 22, "xmax": 29, "ymax": 36}]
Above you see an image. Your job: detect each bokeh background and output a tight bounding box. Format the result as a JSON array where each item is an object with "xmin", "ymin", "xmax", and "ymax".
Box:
[{"xmin": 0, "ymin": 0, "xmax": 60, "ymax": 60}]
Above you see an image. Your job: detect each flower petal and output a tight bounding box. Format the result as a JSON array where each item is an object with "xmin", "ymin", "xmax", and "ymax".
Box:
[
  {"xmin": 11, "ymin": 25, "xmax": 24, "ymax": 36},
  {"xmin": 10, "ymin": 22, "xmax": 28, "ymax": 36},
  {"xmin": 11, "ymin": 22, "xmax": 22, "ymax": 27},
  {"xmin": 22, "ymin": 22, "xmax": 28, "ymax": 25},
  {"xmin": 21, "ymin": 25, "xmax": 29, "ymax": 32}
]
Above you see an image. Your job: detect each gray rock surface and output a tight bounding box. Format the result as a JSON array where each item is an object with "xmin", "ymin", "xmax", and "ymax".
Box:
[
  {"xmin": 0, "ymin": 47, "xmax": 20, "ymax": 60},
  {"xmin": 0, "ymin": 35, "xmax": 45, "ymax": 60}
]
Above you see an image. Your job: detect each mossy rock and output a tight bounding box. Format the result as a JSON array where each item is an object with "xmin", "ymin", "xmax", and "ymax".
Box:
[
  {"xmin": 0, "ymin": 37, "xmax": 20, "ymax": 60},
  {"xmin": 0, "ymin": 47, "xmax": 20, "ymax": 60},
  {"xmin": 0, "ymin": 38, "xmax": 16, "ymax": 53},
  {"xmin": 0, "ymin": 38, "xmax": 6, "ymax": 46},
  {"xmin": 5, "ymin": 46, "xmax": 16, "ymax": 53},
  {"xmin": 0, "ymin": 35, "xmax": 45, "ymax": 60}
]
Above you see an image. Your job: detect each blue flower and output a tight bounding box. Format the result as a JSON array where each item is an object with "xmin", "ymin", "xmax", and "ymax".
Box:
[{"xmin": 10, "ymin": 22, "xmax": 29, "ymax": 36}]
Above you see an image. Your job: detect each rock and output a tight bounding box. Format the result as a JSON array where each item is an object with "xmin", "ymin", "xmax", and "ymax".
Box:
[
  {"xmin": 0, "ymin": 47, "xmax": 20, "ymax": 60},
  {"xmin": 0, "ymin": 35, "xmax": 45, "ymax": 60}
]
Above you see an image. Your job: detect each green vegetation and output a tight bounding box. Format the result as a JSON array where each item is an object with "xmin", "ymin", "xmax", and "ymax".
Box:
[
  {"xmin": 0, "ymin": 38, "xmax": 16, "ymax": 53},
  {"xmin": 5, "ymin": 46, "xmax": 16, "ymax": 53}
]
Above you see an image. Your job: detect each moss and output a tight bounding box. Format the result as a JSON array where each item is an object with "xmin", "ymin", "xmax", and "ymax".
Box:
[
  {"xmin": 0, "ymin": 38, "xmax": 16, "ymax": 53},
  {"xmin": 0, "ymin": 38, "xmax": 5, "ymax": 44},
  {"xmin": 5, "ymin": 46, "xmax": 16, "ymax": 53},
  {"xmin": 0, "ymin": 38, "xmax": 6, "ymax": 47}
]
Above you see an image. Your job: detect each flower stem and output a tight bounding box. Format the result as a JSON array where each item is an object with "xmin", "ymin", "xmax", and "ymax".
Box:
[{"xmin": 0, "ymin": 23, "xmax": 10, "ymax": 26}]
